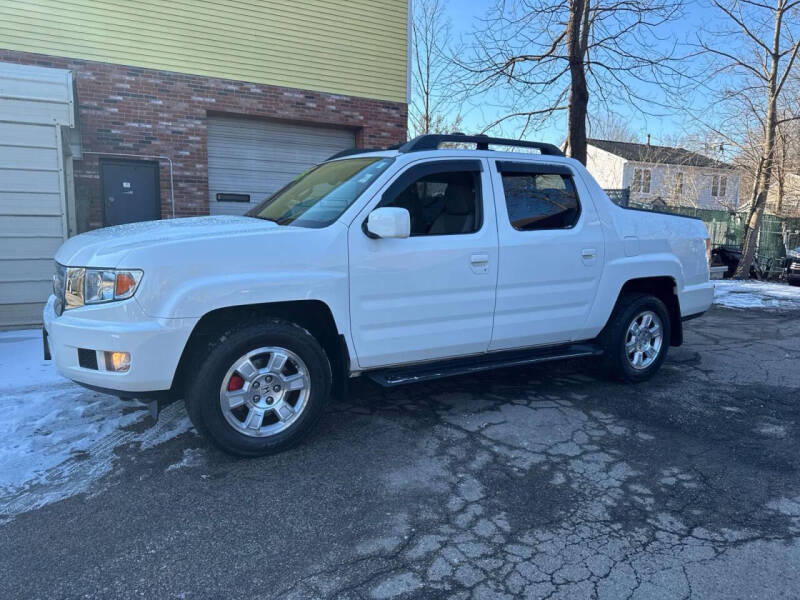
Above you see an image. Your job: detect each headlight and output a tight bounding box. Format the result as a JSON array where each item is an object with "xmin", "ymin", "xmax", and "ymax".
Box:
[{"xmin": 63, "ymin": 267, "xmax": 143, "ymax": 310}]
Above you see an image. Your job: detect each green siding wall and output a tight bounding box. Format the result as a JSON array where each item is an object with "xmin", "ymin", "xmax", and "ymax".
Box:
[{"xmin": 0, "ymin": 0, "xmax": 408, "ymax": 102}]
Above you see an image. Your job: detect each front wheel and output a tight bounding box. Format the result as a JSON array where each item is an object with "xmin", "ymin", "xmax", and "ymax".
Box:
[
  {"xmin": 185, "ymin": 320, "xmax": 332, "ymax": 456},
  {"xmin": 600, "ymin": 293, "xmax": 671, "ymax": 382}
]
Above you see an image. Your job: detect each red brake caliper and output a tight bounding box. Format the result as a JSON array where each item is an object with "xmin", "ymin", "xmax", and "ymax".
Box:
[{"xmin": 227, "ymin": 373, "xmax": 245, "ymax": 391}]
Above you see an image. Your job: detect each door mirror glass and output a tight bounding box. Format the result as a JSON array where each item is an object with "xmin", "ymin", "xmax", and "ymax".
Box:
[{"xmin": 366, "ymin": 207, "xmax": 411, "ymax": 239}]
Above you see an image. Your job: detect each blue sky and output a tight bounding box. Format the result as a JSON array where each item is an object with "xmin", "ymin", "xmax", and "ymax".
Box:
[{"xmin": 438, "ymin": 0, "xmax": 730, "ymax": 148}]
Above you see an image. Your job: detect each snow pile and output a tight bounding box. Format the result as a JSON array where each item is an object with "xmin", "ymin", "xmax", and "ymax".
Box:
[
  {"xmin": 0, "ymin": 329, "xmax": 195, "ymax": 519},
  {"xmin": 714, "ymin": 280, "xmax": 800, "ymax": 309}
]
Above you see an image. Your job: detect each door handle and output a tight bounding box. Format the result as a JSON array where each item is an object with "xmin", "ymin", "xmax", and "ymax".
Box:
[
  {"xmin": 470, "ymin": 254, "xmax": 490, "ymax": 274},
  {"xmin": 581, "ymin": 248, "xmax": 597, "ymax": 259}
]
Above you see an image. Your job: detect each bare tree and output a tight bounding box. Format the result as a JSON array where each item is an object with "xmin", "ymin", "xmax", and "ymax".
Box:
[
  {"xmin": 770, "ymin": 117, "xmax": 800, "ymax": 215},
  {"xmin": 409, "ymin": 0, "xmax": 462, "ymax": 137},
  {"xmin": 458, "ymin": 0, "xmax": 683, "ymax": 164},
  {"xmin": 695, "ymin": 0, "xmax": 800, "ymax": 278},
  {"xmin": 588, "ymin": 112, "xmax": 639, "ymax": 142}
]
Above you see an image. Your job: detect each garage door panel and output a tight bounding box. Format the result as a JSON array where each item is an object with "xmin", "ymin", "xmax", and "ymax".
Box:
[
  {"xmin": 0, "ymin": 259, "xmax": 54, "ymax": 282},
  {"xmin": 0, "ymin": 146, "xmax": 59, "ymax": 170},
  {"xmin": 0, "ymin": 192, "xmax": 63, "ymax": 215},
  {"xmin": 206, "ymin": 157, "xmax": 324, "ymax": 172},
  {"xmin": 0, "ymin": 280, "xmax": 53, "ymax": 304},
  {"xmin": 0, "ymin": 98, "xmax": 71, "ymax": 125},
  {"xmin": 208, "ymin": 117, "xmax": 355, "ymax": 216},
  {"xmin": 0, "ymin": 216, "xmax": 63, "ymax": 237},
  {"xmin": 0, "ymin": 236, "xmax": 63, "ymax": 259},
  {"xmin": 0, "ymin": 302, "xmax": 47, "ymax": 328},
  {"xmin": 1, "ymin": 169, "xmax": 61, "ymax": 194},
  {"xmin": 0, "ymin": 122, "xmax": 58, "ymax": 148}
]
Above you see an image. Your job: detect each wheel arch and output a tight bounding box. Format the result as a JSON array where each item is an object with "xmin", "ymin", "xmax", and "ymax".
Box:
[
  {"xmin": 614, "ymin": 276, "xmax": 683, "ymax": 346},
  {"xmin": 171, "ymin": 300, "xmax": 350, "ymax": 399}
]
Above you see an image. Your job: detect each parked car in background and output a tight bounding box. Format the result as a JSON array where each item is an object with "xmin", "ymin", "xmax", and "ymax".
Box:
[
  {"xmin": 710, "ymin": 245, "xmax": 764, "ymax": 279},
  {"xmin": 786, "ymin": 247, "xmax": 800, "ymax": 286},
  {"xmin": 43, "ymin": 134, "xmax": 714, "ymax": 456}
]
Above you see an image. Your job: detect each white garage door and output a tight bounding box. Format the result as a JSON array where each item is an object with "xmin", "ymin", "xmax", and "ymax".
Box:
[{"xmin": 208, "ymin": 117, "xmax": 355, "ymax": 216}]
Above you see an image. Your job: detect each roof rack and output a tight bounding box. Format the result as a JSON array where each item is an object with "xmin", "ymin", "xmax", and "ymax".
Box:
[
  {"xmin": 325, "ymin": 134, "xmax": 564, "ymax": 162},
  {"xmin": 398, "ymin": 133, "xmax": 564, "ymax": 156}
]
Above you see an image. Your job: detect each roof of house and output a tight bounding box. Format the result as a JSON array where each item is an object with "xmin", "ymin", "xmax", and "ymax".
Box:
[{"xmin": 587, "ymin": 139, "xmax": 733, "ymax": 169}]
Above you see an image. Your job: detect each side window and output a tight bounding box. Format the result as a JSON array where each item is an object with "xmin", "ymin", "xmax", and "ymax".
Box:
[
  {"xmin": 500, "ymin": 171, "xmax": 581, "ymax": 231},
  {"xmin": 381, "ymin": 166, "xmax": 482, "ymax": 236}
]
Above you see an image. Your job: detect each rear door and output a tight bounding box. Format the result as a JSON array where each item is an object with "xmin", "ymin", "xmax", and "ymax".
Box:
[
  {"xmin": 488, "ymin": 159, "xmax": 605, "ymax": 350},
  {"xmin": 348, "ymin": 159, "xmax": 498, "ymax": 369}
]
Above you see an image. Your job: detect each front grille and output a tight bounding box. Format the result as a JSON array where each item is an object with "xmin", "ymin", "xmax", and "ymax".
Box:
[
  {"xmin": 53, "ymin": 262, "xmax": 66, "ymax": 316},
  {"xmin": 791, "ymin": 261, "xmax": 800, "ymax": 271}
]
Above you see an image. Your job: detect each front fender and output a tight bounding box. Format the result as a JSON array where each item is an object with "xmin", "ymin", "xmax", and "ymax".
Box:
[{"xmin": 136, "ymin": 269, "xmax": 350, "ymax": 334}]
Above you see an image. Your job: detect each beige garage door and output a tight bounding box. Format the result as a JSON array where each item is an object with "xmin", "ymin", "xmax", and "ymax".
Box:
[
  {"xmin": 208, "ymin": 117, "xmax": 355, "ymax": 216},
  {"xmin": 0, "ymin": 122, "xmax": 66, "ymax": 328}
]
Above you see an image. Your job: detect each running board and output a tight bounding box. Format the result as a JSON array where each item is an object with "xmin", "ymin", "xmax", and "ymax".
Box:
[{"xmin": 366, "ymin": 343, "xmax": 602, "ymax": 387}]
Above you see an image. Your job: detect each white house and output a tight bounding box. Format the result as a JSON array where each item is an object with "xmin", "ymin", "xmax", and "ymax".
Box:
[{"xmin": 586, "ymin": 139, "xmax": 739, "ymax": 211}]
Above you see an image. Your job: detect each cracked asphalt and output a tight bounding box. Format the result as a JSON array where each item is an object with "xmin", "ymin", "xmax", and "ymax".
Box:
[{"xmin": 2, "ymin": 305, "xmax": 800, "ymax": 599}]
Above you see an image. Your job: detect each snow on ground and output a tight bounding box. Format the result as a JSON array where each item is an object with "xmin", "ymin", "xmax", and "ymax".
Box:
[
  {"xmin": 714, "ymin": 280, "xmax": 800, "ymax": 310},
  {"xmin": 0, "ymin": 329, "xmax": 195, "ymax": 520}
]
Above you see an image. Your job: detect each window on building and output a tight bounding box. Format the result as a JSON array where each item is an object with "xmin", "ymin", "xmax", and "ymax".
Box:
[
  {"xmin": 381, "ymin": 166, "xmax": 482, "ymax": 236},
  {"xmin": 499, "ymin": 170, "xmax": 581, "ymax": 231},
  {"xmin": 712, "ymin": 175, "xmax": 727, "ymax": 197},
  {"xmin": 632, "ymin": 168, "xmax": 651, "ymax": 193},
  {"xmin": 675, "ymin": 172, "xmax": 684, "ymax": 195}
]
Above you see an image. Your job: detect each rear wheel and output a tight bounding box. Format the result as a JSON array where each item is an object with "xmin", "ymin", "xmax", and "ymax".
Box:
[
  {"xmin": 601, "ymin": 293, "xmax": 671, "ymax": 382},
  {"xmin": 185, "ymin": 320, "xmax": 331, "ymax": 456}
]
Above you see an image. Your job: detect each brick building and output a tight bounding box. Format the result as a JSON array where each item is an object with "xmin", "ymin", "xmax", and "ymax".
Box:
[{"xmin": 0, "ymin": 0, "xmax": 409, "ymax": 328}]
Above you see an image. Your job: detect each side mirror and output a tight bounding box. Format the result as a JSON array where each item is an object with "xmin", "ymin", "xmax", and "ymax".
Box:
[{"xmin": 366, "ymin": 207, "xmax": 411, "ymax": 239}]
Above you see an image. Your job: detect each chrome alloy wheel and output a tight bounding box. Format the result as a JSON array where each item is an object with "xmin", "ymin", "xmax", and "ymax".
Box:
[
  {"xmin": 625, "ymin": 310, "xmax": 664, "ymax": 370},
  {"xmin": 219, "ymin": 346, "xmax": 311, "ymax": 437}
]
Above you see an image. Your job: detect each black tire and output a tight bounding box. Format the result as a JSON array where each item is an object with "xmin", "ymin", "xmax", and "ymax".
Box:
[
  {"xmin": 600, "ymin": 293, "xmax": 671, "ymax": 383},
  {"xmin": 185, "ymin": 319, "xmax": 332, "ymax": 457}
]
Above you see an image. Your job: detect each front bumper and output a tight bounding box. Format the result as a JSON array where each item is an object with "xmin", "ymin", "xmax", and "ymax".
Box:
[{"xmin": 43, "ymin": 296, "xmax": 198, "ymax": 394}]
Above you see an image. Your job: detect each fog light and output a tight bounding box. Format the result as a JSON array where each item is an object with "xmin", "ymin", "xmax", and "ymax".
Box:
[{"xmin": 105, "ymin": 351, "xmax": 131, "ymax": 372}]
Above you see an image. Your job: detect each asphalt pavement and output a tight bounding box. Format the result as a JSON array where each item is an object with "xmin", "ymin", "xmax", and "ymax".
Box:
[{"xmin": 1, "ymin": 305, "xmax": 799, "ymax": 599}]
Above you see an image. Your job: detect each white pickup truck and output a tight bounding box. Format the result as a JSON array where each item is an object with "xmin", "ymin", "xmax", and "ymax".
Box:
[{"xmin": 44, "ymin": 134, "xmax": 713, "ymax": 456}]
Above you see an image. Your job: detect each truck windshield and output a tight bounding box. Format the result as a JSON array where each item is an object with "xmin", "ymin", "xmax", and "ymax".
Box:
[{"xmin": 246, "ymin": 157, "xmax": 395, "ymax": 228}]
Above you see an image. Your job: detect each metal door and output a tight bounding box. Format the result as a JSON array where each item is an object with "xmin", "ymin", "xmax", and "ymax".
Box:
[{"xmin": 101, "ymin": 160, "xmax": 160, "ymax": 226}]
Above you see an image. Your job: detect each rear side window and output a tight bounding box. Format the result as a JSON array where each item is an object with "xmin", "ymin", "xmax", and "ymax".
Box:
[{"xmin": 499, "ymin": 169, "xmax": 580, "ymax": 231}]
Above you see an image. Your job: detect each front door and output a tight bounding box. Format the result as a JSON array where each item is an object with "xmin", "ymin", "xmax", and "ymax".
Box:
[
  {"xmin": 488, "ymin": 159, "xmax": 605, "ymax": 350},
  {"xmin": 100, "ymin": 160, "xmax": 161, "ymax": 226},
  {"xmin": 348, "ymin": 159, "xmax": 498, "ymax": 369}
]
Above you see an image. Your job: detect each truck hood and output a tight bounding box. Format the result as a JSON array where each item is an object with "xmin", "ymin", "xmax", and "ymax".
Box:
[{"xmin": 55, "ymin": 216, "xmax": 278, "ymax": 267}]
